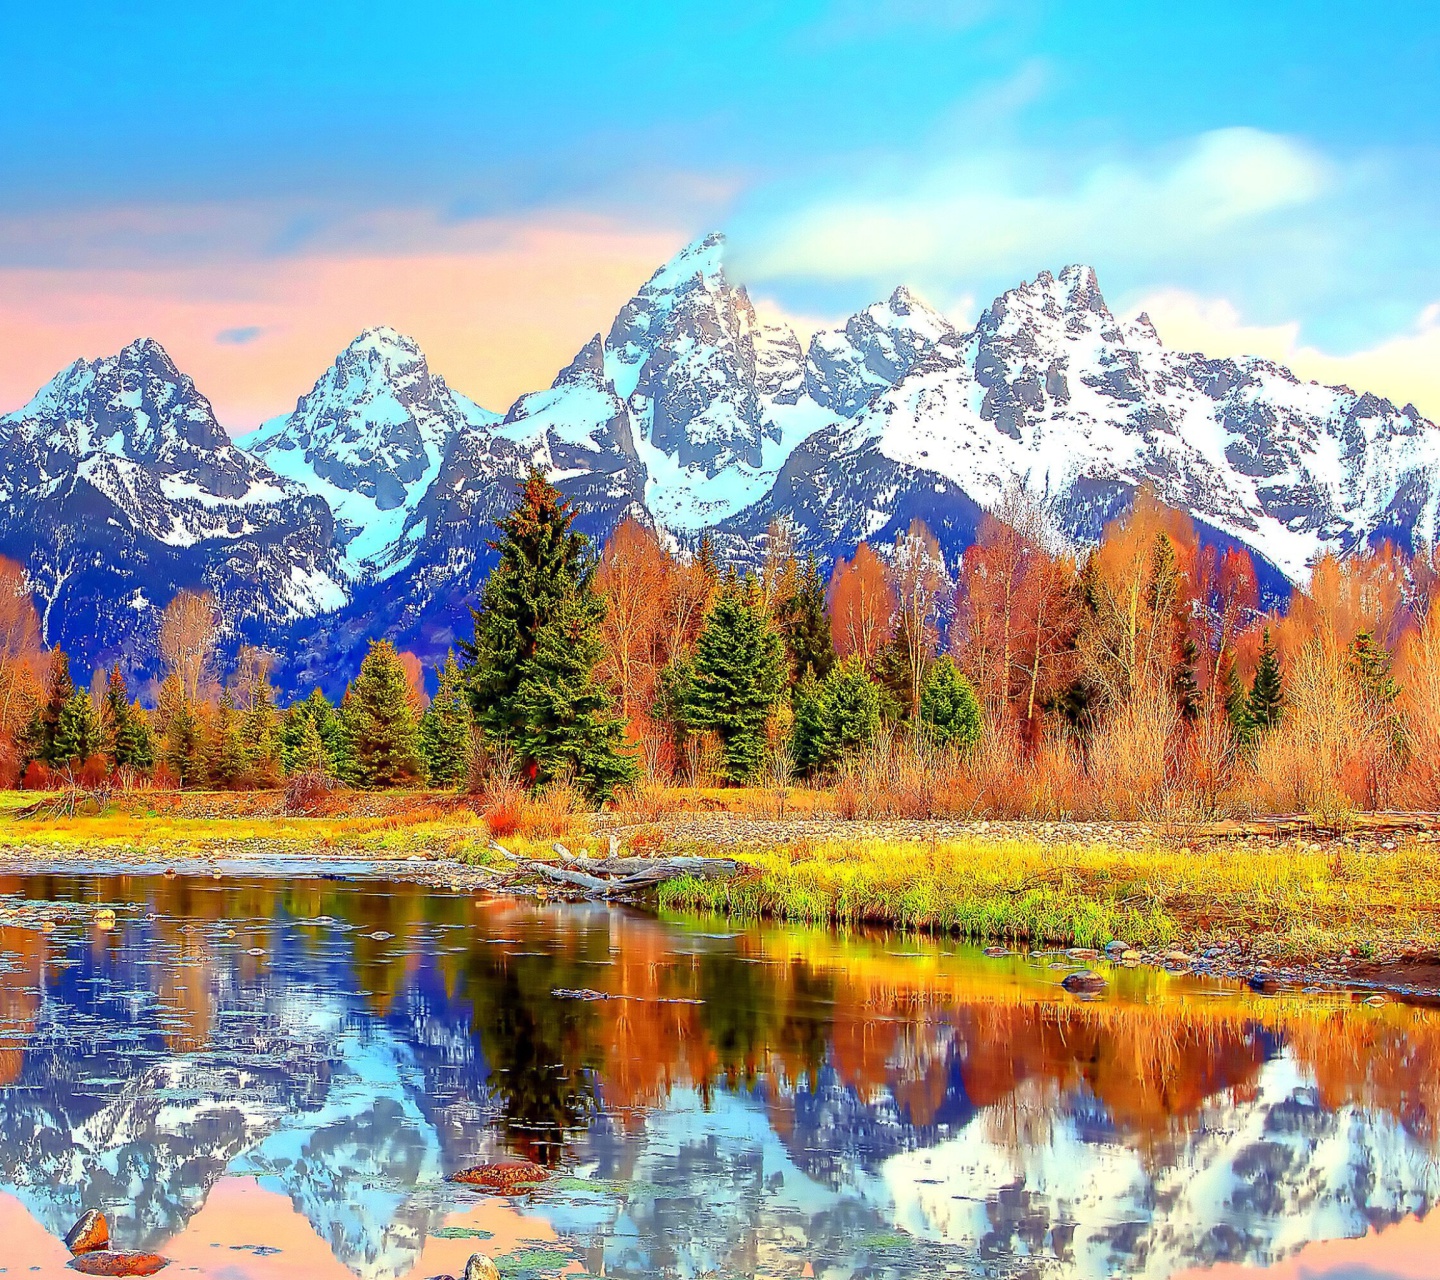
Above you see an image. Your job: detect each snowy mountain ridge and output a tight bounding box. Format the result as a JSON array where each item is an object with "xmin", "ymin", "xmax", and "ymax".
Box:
[
  {"xmin": 238, "ymin": 325, "xmax": 497, "ymax": 582},
  {"xmin": 2, "ymin": 233, "xmax": 1438, "ymax": 686}
]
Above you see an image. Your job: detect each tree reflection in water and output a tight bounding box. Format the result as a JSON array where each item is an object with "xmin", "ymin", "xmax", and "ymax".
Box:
[{"xmin": 0, "ymin": 872, "xmax": 1431, "ymax": 1278}]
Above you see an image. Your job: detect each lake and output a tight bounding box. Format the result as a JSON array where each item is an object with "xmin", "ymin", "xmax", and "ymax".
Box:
[{"xmin": 0, "ymin": 869, "xmax": 1434, "ymax": 1279}]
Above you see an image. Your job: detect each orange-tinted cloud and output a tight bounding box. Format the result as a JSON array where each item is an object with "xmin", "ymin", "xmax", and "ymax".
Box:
[{"xmin": 0, "ymin": 217, "xmax": 686, "ymax": 432}]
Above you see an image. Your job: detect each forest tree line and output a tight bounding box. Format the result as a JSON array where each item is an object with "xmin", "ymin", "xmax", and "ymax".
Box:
[{"xmin": 0, "ymin": 468, "xmax": 1438, "ymax": 818}]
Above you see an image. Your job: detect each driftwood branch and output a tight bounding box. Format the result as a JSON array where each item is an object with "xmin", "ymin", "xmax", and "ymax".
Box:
[{"xmin": 489, "ymin": 842, "xmax": 737, "ymax": 900}]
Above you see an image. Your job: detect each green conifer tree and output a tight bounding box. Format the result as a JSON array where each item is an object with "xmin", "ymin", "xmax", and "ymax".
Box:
[
  {"xmin": 239, "ymin": 671, "xmax": 283, "ymax": 786},
  {"xmin": 419, "ymin": 651, "xmax": 472, "ymax": 788},
  {"xmin": 682, "ymin": 578, "xmax": 785, "ymax": 783},
  {"xmin": 1174, "ymin": 633, "xmax": 1202, "ymax": 720},
  {"xmin": 874, "ymin": 619, "xmax": 917, "ymax": 722},
  {"xmin": 114, "ymin": 702, "xmax": 154, "ymax": 773},
  {"xmin": 919, "ymin": 655, "xmax": 983, "ymax": 750},
  {"xmin": 161, "ymin": 690, "xmax": 204, "ymax": 787},
  {"xmin": 789, "ymin": 673, "xmax": 829, "ymax": 777},
  {"xmin": 51, "ymin": 691, "xmax": 102, "ymax": 768},
  {"xmin": 1222, "ymin": 656, "xmax": 1255, "ymax": 745},
  {"xmin": 290, "ymin": 715, "xmax": 329, "ymax": 774},
  {"xmin": 776, "ymin": 555, "xmax": 835, "ymax": 685},
  {"xmin": 1349, "ymin": 629, "xmax": 1403, "ymax": 749},
  {"xmin": 343, "ymin": 640, "xmax": 425, "ymax": 788},
  {"xmin": 282, "ymin": 688, "xmax": 358, "ymax": 782},
  {"xmin": 819, "ymin": 657, "xmax": 881, "ymax": 760},
  {"xmin": 1248, "ymin": 627, "xmax": 1284, "ymax": 733},
  {"xmin": 208, "ymin": 690, "xmax": 249, "ymax": 789},
  {"xmin": 462, "ymin": 468, "xmax": 634, "ymax": 799},
  {"xmin": 26, "ymin": 648, "xmax": 75, "ymax": 766}
]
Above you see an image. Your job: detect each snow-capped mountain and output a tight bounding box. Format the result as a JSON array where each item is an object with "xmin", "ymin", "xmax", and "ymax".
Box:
[
  {"xmin": 239, "ymin": 327, "xmax": 497, "ymax": 582},
  {"xmin": 0, "ymin": 337, "xmax": 344, "ymax": 677},
  {"xmin": 724, "ymin": 264, "xmax": 1440, "ymax": 586},
  {"xmin": 5, "ymin": 235, "xmax": 1439, "ymax": 689}
]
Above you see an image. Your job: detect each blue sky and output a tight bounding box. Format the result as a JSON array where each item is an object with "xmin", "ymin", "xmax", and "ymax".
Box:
[{"xmin": 2, "ymin": 1, "xmax": 1438, "ymax": 420}]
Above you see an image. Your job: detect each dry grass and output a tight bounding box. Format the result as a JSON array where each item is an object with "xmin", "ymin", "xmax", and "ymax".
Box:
[{"xmin": 658, "ymin": 832, "xmax": 1440, "ymax": 961}]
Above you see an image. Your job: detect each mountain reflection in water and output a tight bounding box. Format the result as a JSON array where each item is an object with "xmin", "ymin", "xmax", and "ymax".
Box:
[{"xmin": 0, "ymin": 873, "xmax": 1434, "ymax": 1280}]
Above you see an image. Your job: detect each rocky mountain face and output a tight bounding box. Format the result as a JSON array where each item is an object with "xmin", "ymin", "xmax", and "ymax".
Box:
[
  {"xmin": 238, "ymin": 327, "xmax": 496, "ymax": 583},
  {"xmin": 0, "ymin": 338, "xmax": 344, "ymax": 680},
  {"xmin": 724, "ymin": 264, "xmax": 1440, "ymax": 591},
  {"xmin": 4, "ymin": 236, "xmax": 1438, "ymax": 690}
]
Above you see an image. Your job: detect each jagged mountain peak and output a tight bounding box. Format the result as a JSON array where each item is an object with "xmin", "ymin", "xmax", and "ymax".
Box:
[
  {"xmin": 550, "ymin": 333, "xmax": 607, "ymax": 389},
  {"xmin": 639, "ymin": 231, "xmax": 727, "ymax": 299},
  {"xmin": 240, "ymin": 328, "xmax": 496, "ymax": 580}
]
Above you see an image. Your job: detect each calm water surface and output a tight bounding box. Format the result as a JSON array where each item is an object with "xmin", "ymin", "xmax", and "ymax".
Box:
[{"xmin": 0, "ymin": 871, "xmax": 1434, "ymax": 1279}]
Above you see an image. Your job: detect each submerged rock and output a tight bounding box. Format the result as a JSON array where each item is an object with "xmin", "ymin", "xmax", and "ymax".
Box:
[
  {"xmin": 449, "ymin": 1158, "xmax": 549, "ymax": 1192},
  {"xmin": 1062, "ymin": 969, "xmax": 1107, "ymax": 992},
  {"xmin": 66, "ymin": 1253, "xmax": 169, "ymax": 1276},
  {"xmin": 65, "ymin": 1210, "xmax": 109, "ymax": 1254}
]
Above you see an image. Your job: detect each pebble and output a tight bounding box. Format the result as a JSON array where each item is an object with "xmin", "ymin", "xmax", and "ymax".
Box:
[{"xmin": 1120, "ymin": 949, "xmax": 1142, "ymax": 962}]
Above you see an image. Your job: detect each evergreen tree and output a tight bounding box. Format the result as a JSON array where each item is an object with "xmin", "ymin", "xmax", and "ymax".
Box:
[
  {"xmin": 419, "ymin": 651, "xmax": 472, "ymax": 787},
  {"xmin": 695, "ymin": 531, "xmax": 721, "ymax": 585},
  {"xmin": 789, "ymin": 673, "xmax": 829, "ymax": 776},
  {"xmin": 919, "ymin": 656, "xmax": 983, "ymax": 750},
  {"xmin": 344, "ymin": 640, "xmax": 426, "ymax": 787},
  {"xmin": 26, "ymin": 648, "xmax": 75, "ymax": 765},
  {"xmin": 1349, "ymin": 629, "xmax": 1403, "ymax": 748},
  {"xmin": 207, "ymin": 691, "xmax": 249, "ymax": 789},
  {"xmin": 290, "ymin": 715, "xmax": 329, "ymax": 774},
  {"xmin": 1248, "ymin": 628, "xmax": 1284, "ymax": 733},
  {"xmin": 776, "ymin": 555, "xmax": 834, "ymax": 685},
  {"xmin": 52, "ymin": 691, "xmax": 102, "ymax": 767},
  {"xmin": 819, "ymin": 657, "xmax": 881, "ymax": 759},
  {"xmin": 462, "ymin": 468, "xmax": 634, "ymax": 799},
  {"xmin": 239, "ymin": 672, "xmax": 283, "ymax": 786},
  {"xmin": 282, "ymin": 688, "xmax": 357, "ymax": 781},
  {"xmin": 113, "ymin": 702, "xmax": 154, "ymax": 773},
  {"xmin": 1173, "ymin": 633, "xmax": 1202, "ymax": 720},
  {"xmin": 161, "ymin": 688, "xmax": 205, "ymax": 787},
  {"xmin": 682, "ymin": 578, "xmax": 786, "ymax": 783},
  {"xmin": 874, "ymin": 619, "xmax": 918, "ymax": 721},
  {"xmin": 100, "ymin": 663, "xmax": 153, "ymax": 771},
  {"xmin": 1222, "ymin": 656, "xmax": 1255, "ymax": 745}
]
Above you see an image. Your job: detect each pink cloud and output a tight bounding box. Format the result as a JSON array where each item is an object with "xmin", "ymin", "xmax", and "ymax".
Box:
[{"xmin": 0, "ymin": 217, "xmax": 686, "ymax": 431}]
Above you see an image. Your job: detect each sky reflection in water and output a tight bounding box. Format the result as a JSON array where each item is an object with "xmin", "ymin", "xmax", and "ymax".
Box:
[{"xmin": 0, "ymin": 872, "xmax": 1434, "ymax": 1280}]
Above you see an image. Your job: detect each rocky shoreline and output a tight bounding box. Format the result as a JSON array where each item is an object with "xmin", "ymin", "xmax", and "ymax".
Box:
[{"xmin": 1, "ymin": 838, "xmax": 1437, "ymax": 1004}]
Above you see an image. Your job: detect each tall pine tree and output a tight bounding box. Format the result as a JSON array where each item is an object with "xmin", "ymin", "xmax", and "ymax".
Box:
[
  {"xmin": 682, "ymin": 577, "xmax": 785, "ymax": 783},
  {"xmin": 52, "ymin": 691, "xmax": 102, "ymax": 768},
  {"xmin": 776, "ymin": 555, "xmax": 835, "ymax": 685},
  {"xmin": 461, "ymin": 468, "xmax": 634, "ymax": 799},
  {"xmin": 1248, "ymin": 628, "xmax": 1284, "ymax": 733},
  {"xmin": 26, "ymin": 648, "xmax": 74, "ymax": 766},
  {"xmin": 419, "ymin": 651, "xmax": 472, "ymax": 787},
  {"xmin": 344, "ymin": 640, "xmax": 425, "ymax": 788}
]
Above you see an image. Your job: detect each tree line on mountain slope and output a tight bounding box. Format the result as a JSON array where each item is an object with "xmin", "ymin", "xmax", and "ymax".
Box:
[{"xmin": 0, "ymin": 471, "xmax": 1437, "ymax": 819}]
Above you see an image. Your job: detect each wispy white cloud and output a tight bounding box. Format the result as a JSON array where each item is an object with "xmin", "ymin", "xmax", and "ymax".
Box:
[{"xmin": 739, "ymin": 128, "xmax": 1330, "ymax": 284}]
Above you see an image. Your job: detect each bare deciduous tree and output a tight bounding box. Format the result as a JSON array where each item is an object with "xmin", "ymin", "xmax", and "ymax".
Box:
[{"xmin": 158, "ymin": 589, "xmax": 220, "ymax": 704}]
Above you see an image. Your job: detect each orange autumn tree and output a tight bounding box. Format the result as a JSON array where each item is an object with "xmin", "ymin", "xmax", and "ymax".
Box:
[
  {"xmin": 595, "ymin": 517, "xmax": 671, "ymax": 720},
  {"xmin": 0, "ymin": 558, "xmax": 43, "ymax": 783},
  {"xmin": 827, "ymin": 542, "xmax": 895, "ymax": 667},
  {"xmin": 953, "ymin": 492, "xmax": 1081, "ymax": 730}
]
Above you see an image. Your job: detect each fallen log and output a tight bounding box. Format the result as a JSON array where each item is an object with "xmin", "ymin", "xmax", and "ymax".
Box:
[{"xmin": 488, "ymin": 843, "xmax": 738, "ymax": 899}]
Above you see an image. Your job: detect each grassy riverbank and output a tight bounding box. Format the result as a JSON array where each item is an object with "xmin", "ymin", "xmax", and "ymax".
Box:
[
  {"xmin": 0, "ymin": 787, "xmax": 1437, "ymax": 966},
  {"xmin": 657, "ymin": 834, "xmax": 1440, "ymax": 962}
]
